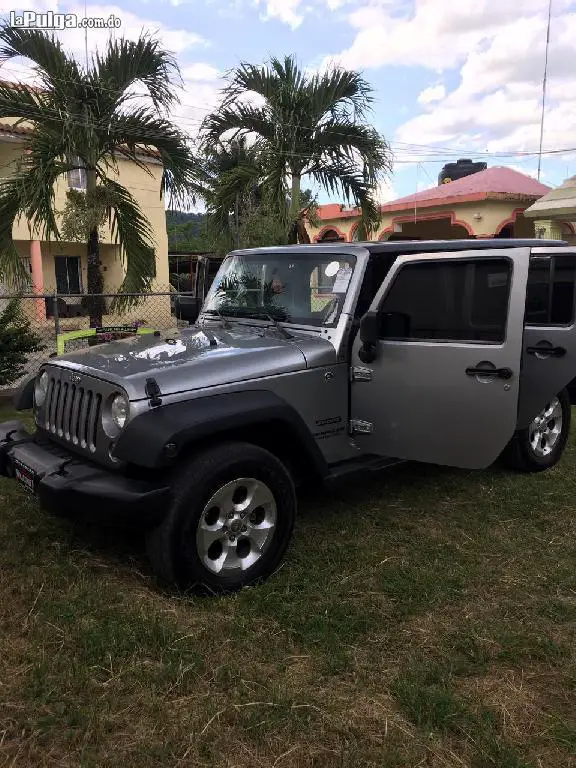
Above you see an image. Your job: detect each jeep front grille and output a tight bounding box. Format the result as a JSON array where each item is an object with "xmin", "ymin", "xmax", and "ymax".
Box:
[{"xmin": 44, "ymin": 376, "xmax": 102, "ymax": 452}]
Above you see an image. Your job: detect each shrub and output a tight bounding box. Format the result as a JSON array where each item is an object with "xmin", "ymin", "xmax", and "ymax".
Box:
[{"xmin": 0, "ymin": 299, "xmax": 44, "ymax": 386}]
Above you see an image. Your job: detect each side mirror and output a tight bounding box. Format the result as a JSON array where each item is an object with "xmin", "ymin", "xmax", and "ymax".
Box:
[{"xmin": 359, "ymin": 311, "xmax": 379, "ymax": 364}]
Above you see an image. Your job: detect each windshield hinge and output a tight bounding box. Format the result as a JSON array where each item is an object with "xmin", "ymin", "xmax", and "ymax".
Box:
[
  {"xmin": 351, "ymin": 366, "xmax": 373, "ymax": 382},
  {"xmin": 350, "ymin": 419, "xmax": 374, "ymax": 435}
]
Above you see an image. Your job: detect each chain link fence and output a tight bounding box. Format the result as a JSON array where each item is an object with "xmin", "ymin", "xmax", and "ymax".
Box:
[{"xmin": 0, "ymin": 285, "xmax": 198, "ymax": 392}]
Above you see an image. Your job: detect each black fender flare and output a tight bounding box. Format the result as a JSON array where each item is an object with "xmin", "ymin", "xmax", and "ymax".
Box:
[
  {"xmin": 13, "ymin": 374, "xmax": 35, "ymax": 411},
  {"xmin": 114, "ymin": 389, "xmax": 329, "ymax": 475}
]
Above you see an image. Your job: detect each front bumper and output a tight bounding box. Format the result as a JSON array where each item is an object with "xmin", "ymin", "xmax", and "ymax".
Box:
[{"xmin": 0, "ymin": 420, "xmax": 170, "ymax": 526}]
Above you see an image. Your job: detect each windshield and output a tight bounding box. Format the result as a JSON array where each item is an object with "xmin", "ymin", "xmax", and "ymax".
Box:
[{"xmin": 202, "ymin": 252, "xmax": 356, "ymax": 327}]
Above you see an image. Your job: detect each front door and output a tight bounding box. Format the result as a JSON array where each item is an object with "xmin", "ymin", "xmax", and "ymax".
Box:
[
  {"xmin": 351, "ymin": 249, "xmax": 530, "ymax": 469},
  {"xmin": 54, "ymin": 256, "xmax": 82, "ymax": 294},
  {"xmin": 518, "ymin": 247, "xmax": 576, "ymax": 428}
]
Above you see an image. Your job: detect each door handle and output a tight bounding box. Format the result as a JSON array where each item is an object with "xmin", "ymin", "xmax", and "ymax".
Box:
[
  {"xmin": 526, "ymin": 344, "xmax": 566, "ymax": 358},
  {"xmin": 465, "ymin": 366, "xmax": 513, "ymax": 380}
]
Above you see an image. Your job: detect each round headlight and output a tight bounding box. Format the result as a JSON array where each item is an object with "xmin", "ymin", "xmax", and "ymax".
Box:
[
  {"xmin": 110, "ymin": 394, "xmax": 129, "ymax": 430},
  {"xmin": 34, "ymin": 371, "xmax": 49, "ymax": 408}
]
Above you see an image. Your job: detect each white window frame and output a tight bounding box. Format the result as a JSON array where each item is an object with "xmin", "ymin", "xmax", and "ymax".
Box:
[{"xmin": 67, "ymin": 156, "xmax": 87, "ymax": 191}]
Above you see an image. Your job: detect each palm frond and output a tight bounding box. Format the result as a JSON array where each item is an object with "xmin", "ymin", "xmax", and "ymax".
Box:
[
  {"xmin": 311, "ymin": 160, "xmax": 381, "ymax": 237},
  {"xmin": 307, "ymin": 66, "xmax": 373, "ymax": 120},
  {"xmin": 103, "ymin": 179, "xmax": 156, "ymax": 301},
  {"xmin": 202, "ymin": 103, "xmax": 274, "ymax": 149},
  {"xmin": 0, "ymin": 79, "xmax": 50, "ymax": 125},
  {"xmin": 106, "ymin": 109, "xmax": 201, "ymax": 208},
  {"xmin": 311, "ymin": 121, "xmax": 392, "ymax": 177},
  {"xmin": 90, "ymin": 34, "xmax": 181, "ymax": 114},
  {"xmin": 0, "ymin": 24, "xmax": 80, "ymax": 100},
  {"xmin": 0, "ymin": 175, "xmax": 35, "ymax": 287}
]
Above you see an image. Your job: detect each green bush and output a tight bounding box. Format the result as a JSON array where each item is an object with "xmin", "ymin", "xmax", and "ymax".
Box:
[{"xmin": 0, "ymin": 299, "xmax": 44, "ymax": 387}]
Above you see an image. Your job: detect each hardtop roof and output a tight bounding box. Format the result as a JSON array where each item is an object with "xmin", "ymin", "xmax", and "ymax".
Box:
[
  {"xmin": 358, "ymin": 238, "xmax": 568, "ymax": 255},
  {"xmin": 233, "ymin": 239, "xmax": 569, "ymax": 258}
]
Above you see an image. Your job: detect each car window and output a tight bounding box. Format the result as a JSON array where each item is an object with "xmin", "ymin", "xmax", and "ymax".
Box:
[
  {"xmin": 525, "ymin": 255, "xmax": 576, "ymax": 326},
  {"xmin": 378, "ymin": 258, "xmax": 512, "ymax": 344}
]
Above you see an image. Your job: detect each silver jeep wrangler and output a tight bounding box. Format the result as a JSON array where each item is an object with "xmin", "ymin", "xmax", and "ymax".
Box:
[{"xmin": 1, "ymin": 239, "xmax": 574, "ymax": 591}]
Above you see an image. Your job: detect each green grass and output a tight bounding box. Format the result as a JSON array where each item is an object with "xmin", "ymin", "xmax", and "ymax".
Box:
[{"xmin": 2, "ymin": 406, "xmax": 576, "ymax": 766}]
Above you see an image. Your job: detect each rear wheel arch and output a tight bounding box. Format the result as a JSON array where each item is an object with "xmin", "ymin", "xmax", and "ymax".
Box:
[{"xmin": 503, "ymin": 387, "xmax": 571, "ymax": 472}]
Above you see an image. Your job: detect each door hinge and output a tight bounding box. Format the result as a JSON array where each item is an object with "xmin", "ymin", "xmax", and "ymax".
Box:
[
  {"xmin": 350, "ymin": 419, "xmax": 374, "ymax": 435},
  {"xmin": 351, "ymin": 366, "xmax": 373, "ymax": 382}
]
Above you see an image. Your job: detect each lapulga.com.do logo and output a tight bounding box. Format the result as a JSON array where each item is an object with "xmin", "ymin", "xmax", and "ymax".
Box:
[{"xmin": 9, "ymin": 10, "xmax": 122, "ymax": 30}]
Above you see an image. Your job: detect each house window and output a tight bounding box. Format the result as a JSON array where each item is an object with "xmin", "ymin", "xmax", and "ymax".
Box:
[
  {"xmin": 379, "ymin": 258, "xmax": 512, "ymax": 344},
  {"xmin": 525, "ymin": 255, "xmax": 576, "ymax": 326},
  {"xmin": 67, "ymin": 156, "xmax": 87, "ymax": 190},
  {"xmin": 54, "ymin": 256, "xmax": 82, "ymax": 295}
]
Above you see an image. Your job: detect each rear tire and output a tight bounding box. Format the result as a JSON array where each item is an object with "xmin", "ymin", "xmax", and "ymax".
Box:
[
  {"xmin": 146, "ymin": 442, "xmax": 296, "ymax": 593},
  {"xmin": 501, "ymin": 388, "xmax": 571, "ymax": 472}
]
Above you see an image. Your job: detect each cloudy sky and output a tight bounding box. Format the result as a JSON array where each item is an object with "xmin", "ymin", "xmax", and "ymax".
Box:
[{"xmin": 1, "ymin": 0, "xmax": 575, "ymax": 203}]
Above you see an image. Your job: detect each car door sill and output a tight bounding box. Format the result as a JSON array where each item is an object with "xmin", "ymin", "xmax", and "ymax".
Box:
[{"xmin": 325, "ymin": 455, "xmax": 405, "ymax": 484}]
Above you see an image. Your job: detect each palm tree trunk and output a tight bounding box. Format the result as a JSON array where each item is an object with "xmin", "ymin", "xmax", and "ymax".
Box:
[
  {"xmin": 288, "ymin": 172, "xmax": 301, "ymax": 244},
  {"xmin": 87, "ymin": 227, "xmax": 105, "ymax": 328},
  {"xmin": 85, "ymin": 168, "xmax": 105, "ymax": 328}
]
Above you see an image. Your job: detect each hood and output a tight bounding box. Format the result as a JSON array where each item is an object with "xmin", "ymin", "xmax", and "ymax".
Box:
[{"xmin": 50, "ymin": 324, "xmax": 336, "ymax": 399}]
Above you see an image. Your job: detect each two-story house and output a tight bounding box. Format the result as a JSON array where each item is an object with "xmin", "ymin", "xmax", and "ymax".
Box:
[{"xmin": 0, "ymin": 116, "xmax": 170, "ymax": 324}]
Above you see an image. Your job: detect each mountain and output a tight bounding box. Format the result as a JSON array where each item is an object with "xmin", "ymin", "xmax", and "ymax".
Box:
[{"xmin": 166, "ymin": 210, "xmax": 209, "ymax": 252}]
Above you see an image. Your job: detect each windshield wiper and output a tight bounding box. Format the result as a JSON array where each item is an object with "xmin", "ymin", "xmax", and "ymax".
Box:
[
  {"xmin": 203, "ymin": 308, "xmax": 232, "ymax": 329},
  {"xmin": 262, "ymin": 312, "xmax": 293, "ymax": 340}
]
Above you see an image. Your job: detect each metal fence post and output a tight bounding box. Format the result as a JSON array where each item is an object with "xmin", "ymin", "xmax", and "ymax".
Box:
[{"xmin": 53, "ymin": 291, "xmax": 60, "ymax": 341}]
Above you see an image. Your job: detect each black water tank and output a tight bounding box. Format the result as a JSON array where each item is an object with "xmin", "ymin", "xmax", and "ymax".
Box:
[{"xmin": 438, "ymin": 158, "xmax": 487, "ymax": 186}]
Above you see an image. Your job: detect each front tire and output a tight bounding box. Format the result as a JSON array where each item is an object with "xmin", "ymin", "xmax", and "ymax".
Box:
[
  {"xmin": 146, "ymin": 442, "xmax": 296, "ymax": 592},
  {"xmin": 502, "ymin": 388, "xmax": 571, "ymax": 472}
]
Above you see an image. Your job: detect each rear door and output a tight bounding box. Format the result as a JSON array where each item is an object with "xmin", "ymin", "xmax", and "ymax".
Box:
[
  {"xmin": 350, "ymin": 248, "xmax": 530, "ymax": 469},
  {"xmin": 518, "ymin": 247, "xmax": 576, "ymax": 427}
]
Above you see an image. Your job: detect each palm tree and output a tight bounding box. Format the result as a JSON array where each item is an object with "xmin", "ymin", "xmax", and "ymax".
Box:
[
  {"xmin": 0, "ymin": 26, "xmax": 200, "ymax": 326},
  {"xmin": 201, "ymin": 137, "xmax": 319, "ymax": 251},
  {"xmin": 202, "ymin": 55, "xmax": 392, "ymax": 243},
  {"xmin": 201, "ymin": 136, "xmax": 264, "ymax": 249}
]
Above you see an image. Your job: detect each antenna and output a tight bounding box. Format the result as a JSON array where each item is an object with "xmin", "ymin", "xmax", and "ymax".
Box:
[
  {"xmin": 537, "ymin": 0, "xmax": 552, "ymax": 181},
  {"xmin": 84, "ymin": 0, "xmax": 89, "ymax": 69}
]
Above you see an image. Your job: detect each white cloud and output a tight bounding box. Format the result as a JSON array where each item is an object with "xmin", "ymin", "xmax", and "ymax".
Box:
[
  {"xmin": 330, "ymin": 0, "xmax": 574, "ymax": 72},
  {"xmin": 336, "ymin": 0, "xmax": 576, "ymax": 167},
  {"xmin": 254, "ymin": 0, "xmax": 305, "ymax": 28},
  {"xmin": 418, "ymin": 83, "xmax": 445, "ymax": 105},
  {"xmin": 181, "ymin": 63, "xmax": 220, "ymax": 82},
  {"xmin": 375, "ymin": 177, "xmax": 395, "ymax": 203}
]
